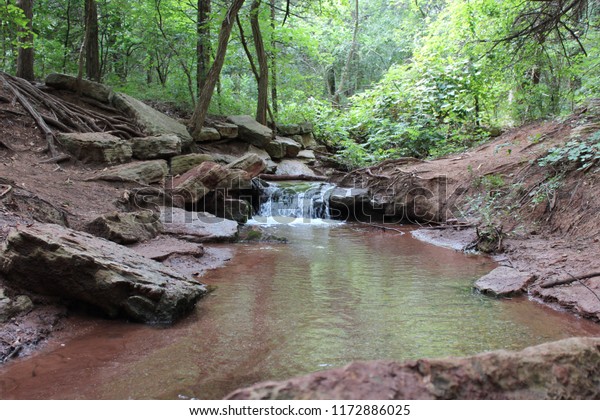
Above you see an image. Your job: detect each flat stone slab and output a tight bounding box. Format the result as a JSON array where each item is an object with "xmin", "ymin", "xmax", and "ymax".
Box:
[
  {"xmin": 227, "ymin": 115, "xmax": 272, "ymax": 148},
  {"xmin": 192, "ymin": 127, "xmax": 221, "ymax": 142},
  {"xmin": 275, "ymin": 159, "xmax": 317, "ymax": 177},
  {"xmin": 131, "ymin": 134, "xmax": 181, "ymax": 160},
  {"xmin": 112, "ymin": 93, "xmax": 192, "ymax": 149},
  {"xmin": 86, "ymin": 211, "xmax": 162, "ymax": 244},
  {"xmin": 475, "ymin": 266, "xmax": 537, "ymax": 297},
  {"xmin": 0, "ymin": 224, "xmax": 207, "ymax": 323},
  {"xmin": 46, "ymin": 73, "xmax": 114, "ymax": 103},
  {"xmin": 57, "ymin": 132, "xmax": 132, "ymax": 165},
  {"xmin": 170, "ymin": 153, "xmax": 215, "ymax": 176},
  {"xmin": 226, "ymin": 153, "xmax": 267, "ymax": 178},
  {"xmin": 160, "ymin": 207, "xmax": 239, "ymax": 242},
  {"xmin": 129, "ymin": 236, "xmax": 204, "ymax": 261},
  {"xmin": 89, "ymin": 160, "xmax": 168, "ymax": 184}
]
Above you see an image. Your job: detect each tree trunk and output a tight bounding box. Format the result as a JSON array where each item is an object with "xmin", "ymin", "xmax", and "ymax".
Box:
[
  {"xmin": 197, "ymin": 0, "xmax": 212, "ymax": 92},
  {"xmin": 332, "ymin": 0, "xmax": 359, "ymax": 108},
  {"xmin": 85, "ymin": 0, "xmax": 101, "ymax": 81},
  {"xmin": 270, "ymin": 0, "xmax": 278, "ymax": 116},
  {"xmin": 190, "ymin": 0, "xmax": 246, "ymax": 133},
  {"xmin": 250, "ymin": 0, "xmax": 268, "ymax": 125},
  {"xmin": 16, "ymin": 0, "xmax": 34, "ymax": 81}
]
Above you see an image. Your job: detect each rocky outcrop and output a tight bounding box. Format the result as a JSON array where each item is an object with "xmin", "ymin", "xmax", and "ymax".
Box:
[
  {"xmin": 170, "ymin": 154, "xmax": 215, "ymax": 176},
  {"xmin": 89, "ymin": 160, "xmax": 168, "ymax": 184},
  {"xmin": 227, "ymin": 115, "xmax": 272, "ymax": 148},
  {"xmin": 131, "ymin": 134, "xmax": 181, "ymax": 160},
  {"xmin": 86, "ymin": 211, "xmax": 162, "ymax": 244},
  {"xmin": 45, "ymin": 73, "xmax": 114, "ymax": 103},
  {"xmin": 265, "ymin": 137, "xmax": 301, "ymax": 159},
  {"xmin": 160, "ymin": 207, "xmax": 239, "ymax": 242},
  {"xmin": 226, "ymin": 153, "xmax": 267, "ymax": 178},
  {"xmin": 475, "ymin": 267, "xmax": 537, "ymax": 297},
  {"xmin": 112, "ymin": 93, "xmax": 193, "ymax": 149},
  {"xmin": 0, "ymin": 224, "xmax": 207, "ymax": 323},
  {"xmin": 57, "ymin": 132, "xmax": 132, "ymax": 164},
  {"xmin": 227, "ymin": 337, "xmax": 600, "ymax": 400}
]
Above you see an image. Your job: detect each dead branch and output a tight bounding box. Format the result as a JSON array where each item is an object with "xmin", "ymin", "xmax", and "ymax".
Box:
[{"xmin": 541, "ymin": 272, "xmax": 600, "ymax": 289}]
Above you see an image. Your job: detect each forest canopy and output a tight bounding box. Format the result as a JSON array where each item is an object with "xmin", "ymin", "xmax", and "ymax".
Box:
[{"xmin": 1, "ymin": 0, "xmax": 599, "ymax": 166}]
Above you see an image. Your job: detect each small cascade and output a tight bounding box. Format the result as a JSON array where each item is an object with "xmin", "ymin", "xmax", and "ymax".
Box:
[{"xmin": 254, "ymin": 181, "xmax": 336, "ymax": 221}]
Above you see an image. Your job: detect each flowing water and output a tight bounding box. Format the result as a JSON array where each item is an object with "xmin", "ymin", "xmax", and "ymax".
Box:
[{"xmin": 1, "ymin": 183, "xmax": 600, "ymax": 399}]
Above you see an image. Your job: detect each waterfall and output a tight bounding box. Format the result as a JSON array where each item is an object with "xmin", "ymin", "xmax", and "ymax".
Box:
[{"xmin": 254, "ymin": 181, "xmax": 336, "ymax": 222}]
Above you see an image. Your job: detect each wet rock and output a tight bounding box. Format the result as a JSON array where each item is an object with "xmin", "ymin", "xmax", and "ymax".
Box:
[
  {"xmin": 213, "ymin": 122, "xmax": 238, "ymax": 139},
  {"xmin": 112, "ymin": 93, "xmax": 193, "ymax": 150},
  {"xmin": 86, "ymin": 211, "xmax": 162, "ymax": 244},
  {"xmin": 532, "ymin": 283, "xmax": 600, "ymax": 322},
  {"xmin": 0, "ymin": 224, "xmax": 207, "ymax": 323},
  {"xmin": 45, "ymin": 73, "xmax": 113, "ymax": 103},
  {"xmin": 226, "ymin": 153, "xmax": 267, "ymax": 178},
  {"xmin": 172, "ymin": 161, "xmax": 252, "ymax": 205},
  {"xmin": 170, "ymin": 154, "xmax": 215, "ymax": 176},
  {"xmin": 227, "ymin": 115, "xmax": 272, "ymax": 148},
  {"xmin": 329, "ymin": 187, "xmax": 371, "ymax": 218},
  {"xmin": 192, "ymin": 127, "xmax": 221, "ymax": 142},
  {"xmin": 89, "ymin": 160, "xmax": 168, "ymax": 184},
  {"xmin": 226, "ymin": 337, "xmax": 600, "ymax": 400},
  {"xmin": 475, "ymin": 267, "xmax": 537, "ymax": 297},
  {"xmin": 160, "ymin": 207, "xmax": 238, "ymax": 242},
  {"xmin": 129, "ymin": 236, "xmax": 204, "ymax": 261},
  {"xmin": 57, "ymin": 132, "xmax": 132, "ymax": 165},
  {"xmin": 131, "ymin": 134, "xmax": 181, "ymax": 160},
  {"xmin": 205, "ymin": 197, "xmax": 252, "ymax": 224},
  {"xmin": 275, "ymin": 159, "xmax": 317, "ymax": 177}
]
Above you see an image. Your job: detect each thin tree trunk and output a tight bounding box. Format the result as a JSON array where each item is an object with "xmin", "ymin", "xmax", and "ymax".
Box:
[
  {"xmin": 270, "ymin": 0, "xmax": 278, "ymax": 116},
  {"xmin": 250, "ymin": 0, "xmax": 268, "ymax": 125},
  {"xmin": 85, "ymin": 0, "xmax": 100, "ymax": 81},
  {"xmin": 197, "ymin": 0, "xmax": 212, "ymax": 92},
  {"xmin": 16, "ymin": 0, "xmax": 34, "ymax": 81},
  {"xmin": 190, "ymin": 0, "xmax": 246, "ymax": 134},
  {"xmin": 62, "ymin": 0, "xmax": 72, "ymax": 72},
  {"xmin": 333, "ymin": 0, "xmax": 359, "ymax": 108}
]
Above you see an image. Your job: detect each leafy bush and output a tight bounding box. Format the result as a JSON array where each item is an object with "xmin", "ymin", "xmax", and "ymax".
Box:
[{"xmin": 538, "ymin": 131, "xmax": 600, "ymax": 172}]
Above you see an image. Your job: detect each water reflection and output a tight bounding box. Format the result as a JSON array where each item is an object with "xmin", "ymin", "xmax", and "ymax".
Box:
[{"xmin": 1, "ymin": 224, "xmax": 599, "ymax": 399}]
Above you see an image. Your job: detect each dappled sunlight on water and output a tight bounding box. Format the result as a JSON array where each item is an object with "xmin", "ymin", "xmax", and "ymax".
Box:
[{"xmin": 1, "ymin": 224, "xmax": 599, "ymax": 400}]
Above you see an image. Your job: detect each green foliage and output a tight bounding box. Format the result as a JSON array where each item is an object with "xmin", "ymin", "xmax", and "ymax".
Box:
[{"xmin": 538, "ymin": 131, "xmax": 600, "ymax": 172}]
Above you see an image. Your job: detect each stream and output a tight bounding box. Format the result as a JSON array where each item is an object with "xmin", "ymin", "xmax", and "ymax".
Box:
[{"xmin": 1, "ymin": 182, "xmax": 600, "ymax": 399}]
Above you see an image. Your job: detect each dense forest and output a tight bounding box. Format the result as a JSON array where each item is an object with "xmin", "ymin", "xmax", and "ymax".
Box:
[{"xmin": 1, "ymin": 0, "xmax": 599, "ymax": 165}]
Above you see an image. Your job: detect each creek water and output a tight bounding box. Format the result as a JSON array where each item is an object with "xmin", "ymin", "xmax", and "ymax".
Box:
[{"xmin": 1, "ymin": 184, "xmax": 600, "ymax": 399}]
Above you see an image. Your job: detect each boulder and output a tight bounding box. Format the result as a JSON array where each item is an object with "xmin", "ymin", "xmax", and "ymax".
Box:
[
  {"xmin": 170, "ymin": 154, "xmax": 215, "ymax": 176},
  {"xmin": 160, "ymin": 207, "xmax": 238, "ymax": 242},
  {"xmin": 192, "ymin": 127, "xmax": 221, "ymax": 142},
  {"xmin": 86, "ymin": 211, "xmax": 162, "ymax": 244},
  {"xmin": 291, "ymin": 133, "xmax": 318, "ymax": 149},
  {"xmin": 172, "ymin": 161, "xmax": 252, "ymax": 205},
  {"xmin": 275, "ymin": 159, "xmax": 317, "ymax": 177},
  {"xmin": 329, "ymin": 187, "xmax": 371, "ymax": 218},
  {"xmin": 226, "ymin": 337, "xmax": 600, "ymax": 400},
  {"xmin": 45, "ymin": 73, "xmax": 113, "ymax": 103},
  {"xmin": 265, "ymin": 137, "xmax": 301, "ymax": 159},
  {"xmin": 298, "ymin": 121, "xmax": 314, "ymax": 134},
  {"xmin": 227, "ymin": 115, "xmax": 272, "ymax": 148},
  {"xmin": 276, "ymin": 123, "xmax": 302, "ymax": 136},
  {"xmin": 0, "ymin": 224, "xmax": 207, "ymax": 323},
  {"xmin": 131, "ymin": 134, "xmax": 181, "ymax": 160},
  {"xmin": 213, "ymin": 122, "xmax": 238, "ymax": 139},
  {"xmin": 89, "ymin": 160, "xmax": 168, "ymax": 184},
  {"xmin": 248, "ymin": 146, "xmax": 278, "ymax": 173},
  {"xmin": 129, "ymin": 236, "xmax": 204, "ymax": 261},
  {"xmin": 111, "ymin": 93, "xmax": 193, "ymax": 149},
  {"xmin": 57, "ymin": 132, "xmax": 132, "ymax": 165},
  {"xmin": 0, "ymin": 291, "xmax": 34, "ymax": 322},
  {"xmin": 204, "ymin": 197, "xmax": 252, "ymax": 224},
  {"xmin": 297, "ymin": 149, "xmax": 316, "ymax": 162},
  {"xmin": 475, "ymin": 267, "xmax": 537, "ymax": 297},
  {"xmin": 226, "ymin": 153, "xmax": 267, "ymax": 178}
]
